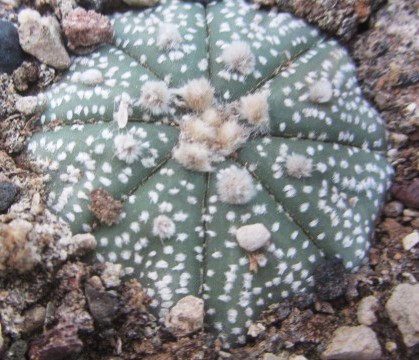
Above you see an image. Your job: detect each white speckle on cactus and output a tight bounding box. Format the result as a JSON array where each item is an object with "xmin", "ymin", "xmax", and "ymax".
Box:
[
  {"xmin": 172, "ymin": 142, "xmax": 215, "ymax": 172},
  {"xmin": 152, "ymin": 215, "xmax": 176, "ymax": 240},
  {"xmin": 239, "ymin": 91, "xmax": 270, "ymax": 131},
  {"xmin": 175, "ymin": 78, "xmax": 214, "ymax": 112},
  {"xmin": 286, "ymin": 153, "xmax": 313, "ymax": 178},
  {"xmin": 114, "ymin": 133, "xmax": 142, "ymax": 164},
  {"xmin": 309, "ymin": 79, "xmax": 333, "ymax": 104},
  {"xmin": 216, "ymin": 165, "xmax": 256, "ymax": 205},
  {"xmin": 236, "ymin": 223, "xmax": 270, "ymax": 252},
  {"xmin": 140, "ymin": 81, "xmax": 171, "ymax": 115},
  {"xmin": 157, "ymin": 23, "xmax": 183, "ymax": 51}
]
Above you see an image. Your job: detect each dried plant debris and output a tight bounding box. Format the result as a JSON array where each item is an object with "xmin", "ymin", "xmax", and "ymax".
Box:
[{"xmin": 24, "ymin": 0, "xmax": 394, "ymax": 346}]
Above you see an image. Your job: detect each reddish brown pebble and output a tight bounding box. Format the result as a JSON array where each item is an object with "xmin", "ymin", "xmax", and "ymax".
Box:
[
  {"xmin": 89, "ymin": 188, "xmax": 123, "ymax": 226},
  {"xmin": 62, "ymin": 7, "xmax": 113, "ymax": 50},
  {"xmin": 29, "ymin": 324, "xmax": 83, "ymax": 360},
  {"xmin": 391, "ymin": 178, "xmax": 419, "ymax": 209}
]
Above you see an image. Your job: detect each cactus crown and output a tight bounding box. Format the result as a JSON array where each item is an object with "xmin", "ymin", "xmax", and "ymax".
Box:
[{"xmin": 27, "ymin": 0, "xmax": 392, "ymax": 346}]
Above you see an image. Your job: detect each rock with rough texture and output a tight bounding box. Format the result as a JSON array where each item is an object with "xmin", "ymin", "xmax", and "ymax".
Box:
[
  {"xmin": 402, "ymin": 231, "xmax": 419, "ymax": 251},
  {"xmin": 383, "ymin": 200, "xmax": 404, "ymax": 217},
  {"xmin": 275, "ymin": 0, "xmax": 385, "ymax": 41},
  {"xmin": 165, "ymin": 295, "xmax": 204, "ymax": 336},
  {"xmin": 15, "ymin": 96, "xmax": 46, "ymax": 116},
  {"xmin": 357, "ymin": 295, "xmax": 380, "ymax": 326},
  {"xmin": 57, "ymin": 233, "xmax": 97, "ymax": 258},
  {"xmin": 385, "ymin": 283, "xmax": 419, "ymax": 347},
  {"xmin": 0, "ymin": 181, "xmax": 19, "ymax": 213},
  {"xmin": 391, "ymin": 179, "xmax": 419, "ymax": 209},
  {"xmin": 0, "ymin": 20, "xmax": 25, "ymax": 74},
  {"xmin": 85, "ymin": 282, "xmax": 119, "ymax": 324},
  {"xmin": 18, "ymin": 9, "xmax": 71, "ymax": 70},
  {"xmin": 100, "ymin": 262, "xmax": 122, "ymax": 288},
  {"xmin": 313, "ymin": 258, "xmax": 348, "ymax": 301},
  {"xmin": 122, "ymin": 0, "xmax": 160, "ymax": 7},
  {"xmin": 28, "ymin": 324, "xmax": 83, "ymax": 360},
  {"xmin": 76, "ymin": 0, "xmax": 123, "ymax": 12},
  {"xmin": 0, "ymin": 220, "xmax": 40, "ymax": 274},
  {"xmin": 322, "ymin": 325, "xmax": 382, "ymax": 360},
  {"xmin": 12, "ymin": 62, "xmax": 39, "ymax": 92},
  {"xmin": 62, "ymin": 7, "xmax": 113, "ymax": 51}
]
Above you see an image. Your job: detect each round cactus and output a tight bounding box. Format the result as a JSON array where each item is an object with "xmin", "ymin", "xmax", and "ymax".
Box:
[{"xmin": 27, "ymin": 0, "xmax": 393, "ymax": 346}]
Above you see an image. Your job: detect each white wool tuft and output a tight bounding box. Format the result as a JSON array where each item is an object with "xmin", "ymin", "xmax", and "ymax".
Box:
[
  {"xmin": 285, "ymin": 153, "xmax": 313, "ymax": 178},
  {"xmin": 221, "ymin": 41, "xmax": 255, "ymax": 76},
  {"xmin": 216, "ymin": 165, "xmax": 256, "ymax": 204},
  {"xmin": 202, "ymin": 107, "xmax": 222, "ymax": 127},
  {"xmin": 216, "ymin": 121, "xmax": 249, "ymax": 156},
  {"xmin": 114, "ymin": 133, "xmax": 142, "ymax": 164},
  {"xmin": 172, "ymin": 142, "xmax": 216, "ymax": 172},
  {"xmin": 236, "ymin": 223, "xmax": 271, "ymax": 252},
  {"xmin": 181, "ymin": 118, "xmax": 217, "ymax": 143},
  {"xmin": 140, "ymin": 81, "xmax": 171, "ymax": 115},
  {"xmin": 176, "ymin": 78, "xmax": 214, "ymax": 111},
  {"xmin": 157, "ymin": 23, "xmax": 182, "ymax": 51},
  {"xmin": 240, "ymin": 91, "xmax": 270, "ymax": 131},
  {"xmin": 309, "ymin": 79, "xmax": 333, "ymax": 104},
  {"xmin": 152, "ymin": 215, "xmax": 176, "ymax": 239}
]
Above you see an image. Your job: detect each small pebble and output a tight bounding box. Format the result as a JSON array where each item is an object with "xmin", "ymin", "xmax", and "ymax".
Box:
[
  {"xmin": 313, "ymin": 257, "xmax": 348, "ymax": 301},
  {"xmin": 18, "ymin": 9, "xmax": 71, "ymax": 70},
  {"xmin": 391, "ymin": 179, "xmax": 419, "ymax": 209},
  {"xmin": 85, "ymin": 282, "xmax": 119, "ymax": 324},
  {"xmin": 122, "ymin": 0, "xmax": 160, "ymax": 7},
  {"xmin": 384, "ymin": 341, "xmax": 397, "ymax": 353},
  {"xmin": 62, "ymin": 7, "xmax": 113, "ymax": 50},
  {"xmin": 383, "ymin": 200, "xmax": 404, "ymax": 217},
  {"xmin": 23, "ymin": 306, "xmax": 46, "ymax": 333},
  {"xmin": 263, "ymin": 354, "xmax": 283, "ymax": 360},
  {"xmin": 15, "ymin": 96, "xmax": 46, "ymax": 116},
  {"xmin": 165, "ymin": 295, "xmax": 204, "ymax": 336},
  {"xmin": 386, "ymin": 283, "xmax": 419, "ymax": 347},
  {"xmin": 322, "ymin": 325, "xmax": 382, "ymax": 360},
  {"xmin": 100, "ymin": 262, "xmax": 122, "ymax": 288},
  {"xmin": 247, "ymin": 323, "xmax": 266, "ymax": 337},
  {"xmin": 389, "ymin": 132, "xmax": 408, "ymax": 147},
  {"xmin": 403, "ymin": 209, "xmax": 419, "ymax": 218},
  {"xmin": 236, "ymin": 223, "xmax": 271, "ymax": 252},
  {"xmin": 357, "ymin": 296, "xmax": 380, "ymax": 326},
  {"xmin": 12, "ymin": 62, "xmax": 39, "ymax": 92},
  {"xmin": 0, "ymin": 20, "xmax": 25, "ymax": 74},
  {"xmin": 0, "ymin": 181, "xmax": 19, "ymax": 213},
  {"xmin": 402, "ymin": 231, "xmax": 419, "ymax": 251}
]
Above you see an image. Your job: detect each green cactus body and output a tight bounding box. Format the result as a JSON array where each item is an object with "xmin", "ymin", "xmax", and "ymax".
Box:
[{"xmin": 27, "ymin": 0, "xmax": 392, "ymax": 345}]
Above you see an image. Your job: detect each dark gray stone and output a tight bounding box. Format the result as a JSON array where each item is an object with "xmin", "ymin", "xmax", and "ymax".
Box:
[
  {"xmin": 313, "ymin": 257, "xmax": 348, "ymax": 301},
  {"xmin": 0, "ymin": 182, "xmax": 19, "ymax": 213},
  {"xmin": 0, "ymin": 20, "xmax": 25, "ymax": 74}
]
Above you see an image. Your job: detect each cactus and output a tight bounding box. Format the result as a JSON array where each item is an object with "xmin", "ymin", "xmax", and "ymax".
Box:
[{"xmin": 27, "ymin": 0, "xmax": 393, "ymax": 346}]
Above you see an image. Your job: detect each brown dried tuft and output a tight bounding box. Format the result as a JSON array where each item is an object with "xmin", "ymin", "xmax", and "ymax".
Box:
[{"xmin": 89, "ymin": 189, "xmax": 123, "ymax": 226}]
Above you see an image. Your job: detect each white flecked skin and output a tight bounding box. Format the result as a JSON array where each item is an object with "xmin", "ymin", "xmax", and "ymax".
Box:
[{"xmin": 28, "ymin": 0, "xmax": 393, "ymax": 346}]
